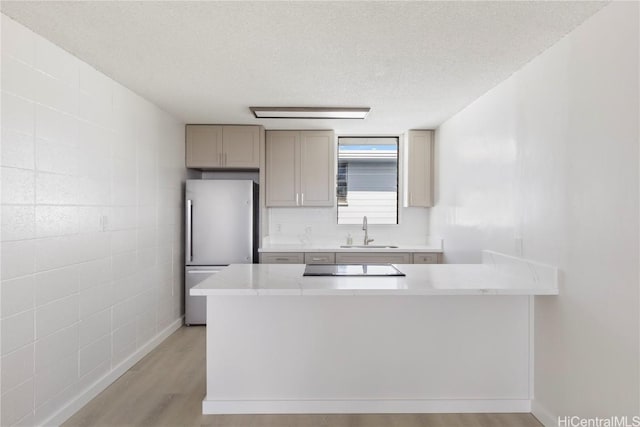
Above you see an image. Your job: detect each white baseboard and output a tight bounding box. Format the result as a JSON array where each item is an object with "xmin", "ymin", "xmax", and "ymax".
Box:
[
  {"xmin": 532, "ymin": 399, "xmax": 558, "ymax": 427},
  {"xmin": 202, "ymin": 398, "xmax": 532, "ymax": 414},
  {"xmin": 41, "ymin": 317, "xmax": 184, "ymax": 427}
]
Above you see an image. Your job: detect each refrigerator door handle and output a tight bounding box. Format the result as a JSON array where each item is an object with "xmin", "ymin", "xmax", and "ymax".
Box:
[{"xmin": 186, "ymin": 199, "xmax": 193, "ymax": 262}]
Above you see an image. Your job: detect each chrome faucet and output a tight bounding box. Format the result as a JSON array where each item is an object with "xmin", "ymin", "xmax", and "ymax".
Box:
[{"xmin": 362, "ymin": 216, "xmax": 375, "ymax": 245}]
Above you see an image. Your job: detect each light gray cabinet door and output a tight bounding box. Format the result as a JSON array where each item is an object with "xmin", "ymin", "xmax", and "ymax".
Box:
[
  {"xmin": 260, "ymin": 253, "xmax": 304, "ymax": 264},
  {"xmin": 406, "ymin": 130, "xmax": 434, "ymax": 207},
  {"xmin": 266, "ymin": 131, "xmax": 300, "ymax": 206},
  {"xmin": 412, "ymin": 252, "xmax": 440, "ymax": 264},
  {"xmin": 300, "ymin": 130, "xmax": 335, "ymax": 206},
  {"xmin": 335, "ymin": 252, "xmax": 411, "ymax": 264},
  {"xmin": 304, "ymin": 253, "xmax": 336, "ymax": 264},
  {"xmin": 223, "ymin": 126, "xmax": 260, "ymax": 168},
  {"xmin": 186, "ymin": 125, "xmax": 223, "ymax": 168}
]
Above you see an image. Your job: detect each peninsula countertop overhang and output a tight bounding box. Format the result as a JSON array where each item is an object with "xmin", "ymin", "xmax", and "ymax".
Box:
[{"xmin": 191, "ymin": 251, "xmax": 559, "ymax": 297}]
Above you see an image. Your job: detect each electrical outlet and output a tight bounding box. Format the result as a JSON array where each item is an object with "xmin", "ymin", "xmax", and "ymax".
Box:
[
  {"xmin": 276, "ymin": 223, "xmax": 282, "ymax": 233},
  {"xmin": 305, "ymin": 226, "xmax": 312, "ymax": 234}
]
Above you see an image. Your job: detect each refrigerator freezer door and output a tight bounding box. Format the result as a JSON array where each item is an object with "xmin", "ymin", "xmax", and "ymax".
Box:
[
  {"xmin": 186, "ymin": 180, "xmax": 254, "ymax": 266},
  {"xmin": 185, "ymin": 266, "xmax": 225, "ymax": 325}
]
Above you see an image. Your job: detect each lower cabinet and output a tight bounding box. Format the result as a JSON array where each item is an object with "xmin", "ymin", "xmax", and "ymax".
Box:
[
  {"xmin": 412, "ymin": 252, "xmax": 441, "ymax": 264},
  {"xmin": 260, "ymin": 252, "xmax": 441, "ymax": 264},
  {"xmin": 304, "ymin": 253, "xmax": 336, "ymax": 264},
  {"xmin": 259, "ymin": 253, "xmax": 304, "ymax": 264},
  {"xmin": 335, "ymin": 253, "xmax": 411, "ymax": 264}
]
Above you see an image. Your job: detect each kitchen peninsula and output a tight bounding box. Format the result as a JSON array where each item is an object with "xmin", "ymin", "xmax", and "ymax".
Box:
[{"xmin": 191, "ymin": 251, "xmax": 558, "ymax": 415}]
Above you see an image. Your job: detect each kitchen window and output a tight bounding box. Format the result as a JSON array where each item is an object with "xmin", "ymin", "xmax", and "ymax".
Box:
[{"xmin": 337, "ymin": 137, "xmax": 399, "ymax": 225}]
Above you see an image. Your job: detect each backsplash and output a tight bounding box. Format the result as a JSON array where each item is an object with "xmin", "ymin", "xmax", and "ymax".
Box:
[{"xmin": 266, "ymin": 207, "xmax": 431, "ymax": 246}]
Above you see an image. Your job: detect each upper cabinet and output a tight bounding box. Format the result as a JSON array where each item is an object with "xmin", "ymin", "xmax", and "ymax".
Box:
[
  {"xmin": 222, "ymin": 126, "xmax": 261, "ymax": 168},
  {"xmin": 265, "ymin": 131, "xmax": 298, "ymax": 206},
  {"xmin": 299, "ymin": 131, "xmax": 335, "ymax": 206},
  {"xmin": 186, "ymin": 125, "xmax": 261, "ymax": 169},
  {"xmin": 266, "ymin": 130, "xmax": 335, "ymax": 207},
  {"xmin": 405, "ymin": 130, "xmax": 434, "ymax": 207},
  {"xmin": 186, "ymin": 125, "xmax": 222, "ymax": 168}
]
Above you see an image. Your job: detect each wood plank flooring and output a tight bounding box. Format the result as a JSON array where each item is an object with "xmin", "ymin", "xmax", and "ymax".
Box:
[{"xmin": 63, "ymin": 326, "xmax": 542, "ymax": 427}]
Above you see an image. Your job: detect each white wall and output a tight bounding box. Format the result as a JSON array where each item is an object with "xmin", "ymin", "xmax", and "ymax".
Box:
[
  {"xmin": 1, "ymin": 15, "xmax": 186, "ymax": 426},
  {"xmin": 267, "ymin": 206, "xmax": 429, "ymax": 246},
  {"xmin": 430, "ymin": 2, "xmax": 639, "ymax": 423}
]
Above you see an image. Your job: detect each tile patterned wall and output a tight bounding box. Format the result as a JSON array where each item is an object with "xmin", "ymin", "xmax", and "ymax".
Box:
[
  {"xmin": 1, "ymin": 15, "xmax": 186, "ymax": 426},
  {"xmin": 429, "ymin": 2, "xmax": 639, "ymax": 420}
]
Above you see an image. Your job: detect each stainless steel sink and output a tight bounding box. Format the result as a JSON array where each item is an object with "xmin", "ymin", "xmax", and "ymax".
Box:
[{"xmin": 340, "ymin": 245, "xmax": 399, "ymax": 249}]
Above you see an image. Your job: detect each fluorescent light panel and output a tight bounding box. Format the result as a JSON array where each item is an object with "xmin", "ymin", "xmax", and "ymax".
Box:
[{"xmin": 250, "ymin": 107, "xmax": 370, "ymax": 119}]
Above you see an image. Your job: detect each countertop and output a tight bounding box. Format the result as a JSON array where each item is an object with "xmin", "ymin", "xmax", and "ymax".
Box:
[
  {"xmin": 191, "ymin": 251, "xmax": 558, "ymax": 296},
  {"xmin": 258, "ymin": 244, "xmax": 443, "ymax": 253}
]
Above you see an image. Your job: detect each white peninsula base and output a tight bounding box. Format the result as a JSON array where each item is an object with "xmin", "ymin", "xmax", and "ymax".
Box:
[{"xmin": 192, "ymin": 251, "xmax": 558, "ymax": 414}]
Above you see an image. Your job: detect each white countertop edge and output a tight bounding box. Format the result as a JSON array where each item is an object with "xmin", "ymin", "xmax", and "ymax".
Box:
[
  {"xmin": 190, "ymin": 289, "xmax": 258, "ymax": 296},
  {"xmin": 259, "ymin": 246, "xmax": 443, "ymax": 253},
  {"xmin": 192, "ymin": 287, "xmax": 559, "ymax": 297},
  {"xmin": 257, "ymin": 289, "xmax": 304, "ymax": 296},
  {"xmin": 192, "ymin": 290, "xmax": 558, "ymax": 296}
]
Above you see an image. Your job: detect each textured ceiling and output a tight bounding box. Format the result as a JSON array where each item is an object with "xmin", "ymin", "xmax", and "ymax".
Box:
[{"xmin": 1, "ymin": 1, "xmax": 606, "ymax": 133}]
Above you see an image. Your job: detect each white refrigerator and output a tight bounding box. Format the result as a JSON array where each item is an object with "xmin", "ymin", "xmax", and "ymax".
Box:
[{"xmin": 185, "ymin": 180, "xmax": 258, "ymax": 325}]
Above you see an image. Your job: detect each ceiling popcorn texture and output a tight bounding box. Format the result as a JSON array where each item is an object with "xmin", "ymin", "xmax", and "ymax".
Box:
[{"xmin": 1, "ymin": 1, "xmax": 606, "ymax": 132}]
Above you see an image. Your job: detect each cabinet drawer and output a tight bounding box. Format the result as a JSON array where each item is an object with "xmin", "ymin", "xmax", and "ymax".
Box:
[
  {"xmin": 260, "ymin": 253, "xmax": 304, "ymax": 264},
  {"xmin": 304, "ymin": 253, "xmax": 336, "ymax": 264},
  {"xmin": 335, "ymin": 252, "xmax": 411, "ymax": 264},
  {"xmin": 412, "ymin": 253, "xmax": 440, "ymax": 264}
]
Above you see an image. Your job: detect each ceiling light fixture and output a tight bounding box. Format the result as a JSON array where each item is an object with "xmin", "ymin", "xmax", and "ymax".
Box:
[{"xmin": 249, "ymin": 107, "xmax": 370, "ymax": 119}]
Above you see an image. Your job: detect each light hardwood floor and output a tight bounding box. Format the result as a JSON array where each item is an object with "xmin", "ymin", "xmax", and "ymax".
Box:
[{"xmin": 63, "ymin": 326, "xmax": 542, "ymax": 427}]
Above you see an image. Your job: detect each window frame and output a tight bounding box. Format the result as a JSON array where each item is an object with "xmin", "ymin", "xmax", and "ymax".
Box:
[{"xmin": 335, "ymin": 135, "xmax": 402, "ymax": 225}]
